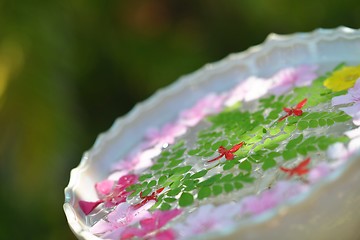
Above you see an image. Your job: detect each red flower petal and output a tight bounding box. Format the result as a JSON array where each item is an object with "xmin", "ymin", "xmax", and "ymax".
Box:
[
  {"xmin": 229, "ymin": 142, "xmax": 244, "ymax": 152},
  {"xmin": 218, "ymin": 146, "xmax": 227, "ymax": 154},
  {"xmin": 225, "ymin": 152, "xmax": 234, "ymax": 160},
  {"xmin": 104, "ymin": 194, "xmax": 128, "ymax": 207},
  {"xmin": 283, "ymin": 107, "xmax": 292, "ymax": 113},
  {"xmin": 156, "ymin": 187, "xmax": 165, "ymax": 194},
  {"xmin": 297, "ymin": 157, "xmax": 311, "ymax": 169},
  {"xmin": 207, "ymin": 154, "xmax": 224, "ymax": 163},
  {"xmin": 117, "ymin": 174, "xmax": 138, "ymax": 189},
  {"xmin": 280, "ymin": 158, "xmax": 311, "ymax": 178},
  {"xmin": 296, "ymin": 98, "xmax": 307, "ymax": 109},
  {"xmin": 79, "ymin": 200, "xmax": 103, "ymax": 215},
  {"xmin": 293, "ymin": 109, "xmax": 303, "ymax": 116}
]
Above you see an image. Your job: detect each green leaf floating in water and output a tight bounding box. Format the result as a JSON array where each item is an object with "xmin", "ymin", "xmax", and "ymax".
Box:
[
  {"xmin": 190, "ymin": 170, "xmax": 208, "ymax": 179},
  {"xmin": 238, "ymin": 160, "xmax": 252, "ymax": 172},
  {"xmin": 262, "ymin": 158, "xmax": 277, "ymax": 170},
  {"xmin": 212, "ymin": 185, "xmax": 223, "ymax": 196},
  {"xmin": 197, "ymin": 186, "xmax": 212, "ymax": 200},
  {"xmin": 179, "ymin": 192, "xmax": 194, "ymax": 207}
]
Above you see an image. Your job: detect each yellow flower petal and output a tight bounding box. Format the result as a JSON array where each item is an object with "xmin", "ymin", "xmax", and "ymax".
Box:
[{"xmin": 323, "ymin": 65, "xmax": 360, "ymax": 91}]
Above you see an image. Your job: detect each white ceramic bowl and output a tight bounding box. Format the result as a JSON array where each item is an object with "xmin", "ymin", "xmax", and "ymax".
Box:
[{"xmin": 64, "ymin": 27, "xmax": 360, "ymax": 240}]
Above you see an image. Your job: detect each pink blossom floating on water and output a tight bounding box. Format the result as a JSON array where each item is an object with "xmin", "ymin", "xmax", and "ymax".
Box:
[
  {"xmin": 145, "ymin": 122, "xmax": 187, "ymax": 148},
  {"xmin": 95, "ymin": 179, "xmax": 114, "ymax": 196},
  {"xmin": 240, "ymin": 181, "xmax": 308, "ymax": 215},
  {"xmin": 332, "ymin": 78, "xmax": 360, "ymax": 125},
  {"xmin": 90, "ymin": 201, "xmax": 154, "ymax": 239},
  {"xmin": 269, "ymin": 65, "xmax": 318, "ymax": 95},
  {"xmin": 179, "ymin": 93, "xmax": 226, "ymax": 127},
  {"xmin": 110, "ymin": 133, "xmax": 177, "ymax": 177},
  {"xmin": 121, "ymin": 209, "xmax": 182, "ymax": 240},
  {"xmin": 151, "ymin": 229, "xmax": 177, "ymax": 240},
  {"xmin": 325, "ymin": 127, "xmax": 360, "ymax": 167},
  {"xmin": 307, "ymin": 162, "xmax": 332, "ymax": 184},
  {"xmin": 79, "ymin": 174, "xmax": 138, "ymax": 215},
  {"xmin": 224, "ymin": 65, "xmax": 317, "ymax": 107},
  {"xmin": 173, "ymin": 203, "xmax": 240, "ymax": 239},
  {"xmin": 345, "ymin": 127, "xmax": 360, "ymax": 153},
  {"xmin": 111, "ymin": 152, "xmax": 142, "ymax": 175},
  {"xmin": 310, "ymin": 133, "xmax": 360, "ymax": 184},
  {"xmin": 327, "ymin": 142, "xmax": 352, "ymax": 163},
  {"xmin": 318, "ymin": 132, "xmax": 360, "ymax": 182},
  {"xmin": 111, "ymin": 148, "xmax": 158, "ymax": 177},
  {"xmin": 224, "ymin": 76, "xmax": 271, "ymax": 106}
]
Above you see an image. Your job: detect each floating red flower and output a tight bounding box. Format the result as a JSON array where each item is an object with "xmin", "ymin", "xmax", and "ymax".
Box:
[
  {"xmin": 278, "ymin": 98, "xmax": 307, "ymax": 122},
  {"xmin": 280, "ymin": 157, "xmax": 311, "ymax": 178},
  {"xmin": 207, "ymin": 142, "xmax": 245, "ymax": 163}
]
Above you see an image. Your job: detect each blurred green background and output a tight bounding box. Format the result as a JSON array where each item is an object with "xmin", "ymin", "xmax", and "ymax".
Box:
[{"xmin": 0, "ymin": 0, "xmax": 359, "ymax": 239}]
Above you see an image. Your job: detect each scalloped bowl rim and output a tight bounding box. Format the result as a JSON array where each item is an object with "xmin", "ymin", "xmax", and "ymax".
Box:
[{"xmin": 64, "ymin": 26, "xmax": 360, "ymax": 240}]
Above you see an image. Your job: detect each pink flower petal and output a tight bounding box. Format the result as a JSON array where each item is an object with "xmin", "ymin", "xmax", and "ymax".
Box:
[
  {"xmin": 240, "ymin": 181, "xmax": 306, "ymax": 216},
  {"xmin": 104, "ymin": 194, "xmax": 128, "ymax": 208},
  {"xmin": 79, "ymin": 175, "xmax": 139, "ymax": 215},
  {"xmin": 120, "ymin": 209, "xmax": 182, "ymax": 239},
  {"xmin": 154, "ymin": 229, "xmax": 176, "ymax": 240},
  {"xmin": 118, "ymin": 174, "xmax": 138, "ymax": 188},
  {"xmin": 91, "ymin": 202, "xmax": 154, "ymax": 238},
  {"xmin": 102, "ymin": 227, "xmax": 125, "ymax": 240},
  {"xmin": 269, "ymin": 65, "xmax": 317, "ymax": 95},
  {"xmin": 121, "ymin": 227, "xmax": 146, "ymax": 239},
  {"xmin": 353, "ymin": 112, "xmax": 360, "ymax": 126},
  {"xmin": 308, "ymin": 162, "xmax": 332, "ymax": 183},
  {"xmin": 327, "ymin": 142, "xmax": 349, "ymax": 160},
  {"xmin": 137, "ymin": 148, "xmax": 160, "ymax": 169},
  {"xmin": 157, "ymin": 209, "xmax": 182, "ymax": 228},
  {"xmin": 244, "ymin": 78, "xmax": 271, "ymax": 101},
  {"xmin": 90, "ymin": 219, "xmax": 115, "ymax": 234},
  {"xmin": 146, "ymin": 127, "xmax": 161, "ymax": 140},
  {"xmin": 180, "ymin": 93, "xmax": 225, "ymax": 127},
  {"xmin": 225, "ymin": 77, "xmax": 270, "ymax": 106},
  {"xmin": 295, "ymin": 65, "xmax": 318, "ymax": 84},
  {"xmin": 349, "ymin": 137, "xmax": 360, "ymax": 153},
  {"xmin": 107, "ymin": 203, "xmax": 132, "ymax": 223},
  {"xmin": 242, "ymin": 193, "xmax": 277, "ymax": 214},
  {"xmin": 107, "ymin": 171, "xmax": 128, "ymax": 181},
  {"xmin": 140, "ymin": 217, "xmax": 157, "ymax": 233},
  {"xmin": 130, "ymin": 200, "xmax": 154, "ymax": 222},
  {"xmin": 111, "ymin": 152, "xmax": 141, "ymax": 172},
  {"xmin": 79, "ymin": 200, "xmax": 103, "ymax": 215},
  {"xmin": 145, "ymin": 123, "xmax": 187, "ymax": 147},
  {"xmin": 173, "ymin": 204, "xmax": 239, "ymax": 239},
  {"xmin": 95, "ymin": 180, "xmax": 114, "ymax": 196},
  {"xmin": 345, "ymin": 127, "xmax": 360, "ymax": 139},
  {"xmin": 268, "ymin": 85, "xmax": 291, "ymax": 96}
]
